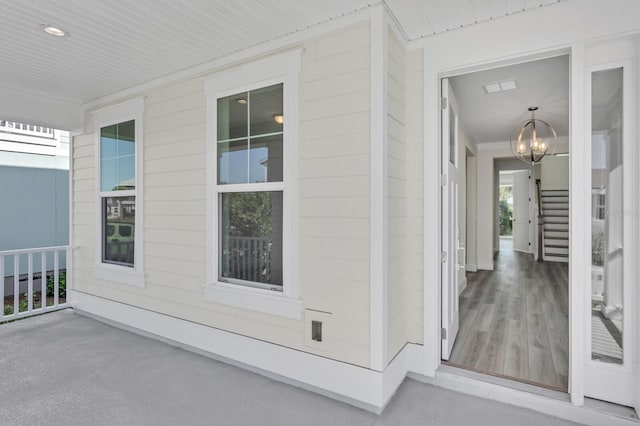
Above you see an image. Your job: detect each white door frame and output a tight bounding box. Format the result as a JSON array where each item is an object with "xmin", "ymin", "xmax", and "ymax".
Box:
[
  {"xmin": 440, "ymin": 78, "xmax": 460, "ymax": 360},
  {"xmin": 419, "ymin": 0, "xmax": 640, "ymax": 412},
  {"xmin": 582, "ymin": 40, "xmax": 637, "ymax": 407}
]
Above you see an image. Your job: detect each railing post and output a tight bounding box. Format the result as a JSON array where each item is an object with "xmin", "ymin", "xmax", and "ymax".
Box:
[
  {"xmin": 13, "ymin": 255, "xmax": 19, "ymax": 314},
  {"xmin": 41, "ymin": 252, "xmax": 47, "ymax": 309},
  {"xmin": 0, "ymin": 255, "xmax": 4, "ymax": 316},
  {"xmin": 54, "ymin": 250, "xmax": 59, "ymax": 306},
  {"xmin": 28, "ymin": 253, "xmax": 33, "ymax": 311}
]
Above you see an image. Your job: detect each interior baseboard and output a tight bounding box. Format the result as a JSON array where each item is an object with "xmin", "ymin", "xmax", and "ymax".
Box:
[
  {"xmin": 458, "ymin": 277, "xmax": 468, "ymax": 294},
  {"xmin": 477, "ymin": 262, "xmax": 494, "ymax": 270}
]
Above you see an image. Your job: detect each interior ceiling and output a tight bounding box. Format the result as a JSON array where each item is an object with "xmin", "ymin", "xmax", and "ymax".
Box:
[
  {"xmin": 0, "ymin": 0, "xmax": 568, "ymax": 109},
  {"xmin": 449, "ymin": 54, "xmax": 570, "ymax": 144}
]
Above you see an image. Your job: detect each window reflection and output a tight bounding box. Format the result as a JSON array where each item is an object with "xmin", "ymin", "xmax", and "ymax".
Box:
[
  {"xmin": 217, "ymin": 84, "xmax": 283, "ymax": 185},
  {"xmin": 591, "ymin": 68, "xmax": 623, "ymax": 364}
]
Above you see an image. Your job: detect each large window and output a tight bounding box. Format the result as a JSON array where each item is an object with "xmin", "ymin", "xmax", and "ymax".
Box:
[
  {"xmin": 93, "ymin": 97, "xmax": 144, "ymax": 286},
  {"xmin": 216, "ymin": 84, "xmax": 284, "ymax": 290},
  {"xmin": 204, "ymin": 50, "xmax": 302, "ymax": 319}
]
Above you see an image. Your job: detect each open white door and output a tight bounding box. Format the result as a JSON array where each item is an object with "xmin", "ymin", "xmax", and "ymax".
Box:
[
  {"xmin": 512, "ymin": 170, "xmax": 530, "ymax": 253},
  {"xmin": 441, "ymin": 78, "xmax": 460, "ymax": 360}
]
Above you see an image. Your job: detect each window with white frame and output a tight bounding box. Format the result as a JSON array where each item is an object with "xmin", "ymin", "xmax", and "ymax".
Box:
[
  {"xmin": 93, "ymin": 98, "xmax": 144, "ymax": 286},
  {"xmin": 217, "ymin": 83, "xmax": 284, "ymax": 290},
  {"xmin": 204, "ymin": 50, "xmax": 302, "ymax": 319}
]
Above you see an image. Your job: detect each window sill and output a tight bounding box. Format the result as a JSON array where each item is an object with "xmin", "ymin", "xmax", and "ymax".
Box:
[
  {"xmin": 95, "ymin": 263, "xmax": 145, "ymax": 288},
  {"xmin": 203, "ymin": 283, "xmax": 303, "ymax": 320}
]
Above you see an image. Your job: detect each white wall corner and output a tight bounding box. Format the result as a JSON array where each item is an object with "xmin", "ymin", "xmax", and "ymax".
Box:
[
  {"xmin": 369, "ymin": 4, "xmax": 388, "ymax": 372},
  {"xmin": 422, "ymin": 55, "xmax": 442, "ymax": 378}
]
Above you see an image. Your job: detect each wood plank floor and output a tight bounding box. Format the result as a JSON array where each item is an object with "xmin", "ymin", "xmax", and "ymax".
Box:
[{"xmin": 448, "ymin": 239, "xmax": 569, "ymax": 391}]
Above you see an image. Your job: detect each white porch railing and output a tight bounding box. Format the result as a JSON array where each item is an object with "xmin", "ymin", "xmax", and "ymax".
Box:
[
  {"xmin": 221, "ymin": 236, "xmax": 272, "ymax": 283},
  {"xmin": 0, "ymin": 120, "xmax": 54, "ymax": 138},
  {"xmin": 1, "ymin": 246, "xmax": 69, "ymax": 323}
]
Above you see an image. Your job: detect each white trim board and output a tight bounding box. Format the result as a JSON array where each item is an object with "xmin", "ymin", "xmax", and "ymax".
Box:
[
  {"xmin": 410, "ymin": 368, "xmax": 638, "ymax": 426},
  {"xmin": 69, "ymin": 290, "xmax": 416, "ymax": 413},
  {"xmin": 68, "ymin": 291, "xmax": 636, "ymax": 425}
]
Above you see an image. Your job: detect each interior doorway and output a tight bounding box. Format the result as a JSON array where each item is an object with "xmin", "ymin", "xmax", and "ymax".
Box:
[{"xmin": 441, "ymin": 55, "xmax": 570, "ymax": 391}]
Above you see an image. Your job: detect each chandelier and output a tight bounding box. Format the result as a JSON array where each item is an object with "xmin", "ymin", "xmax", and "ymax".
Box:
[{"xmin": 510, "ymin": 107, "xmax": 557, "ymax": 164}]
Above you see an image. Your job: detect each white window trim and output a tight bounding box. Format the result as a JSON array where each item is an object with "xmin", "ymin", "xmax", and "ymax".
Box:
[
  {"xmin": 204, "ymin": 49, "xmax": 302, "ymax": 320},
  {"xmin": 92, "ymin": 97, "xmax": 145, "ymax": 287}
]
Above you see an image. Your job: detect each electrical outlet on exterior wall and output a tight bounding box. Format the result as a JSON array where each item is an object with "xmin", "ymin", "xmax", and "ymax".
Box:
[{"xmin": 304, "ymin": 309, "xmax": 332, "ymax": 349}]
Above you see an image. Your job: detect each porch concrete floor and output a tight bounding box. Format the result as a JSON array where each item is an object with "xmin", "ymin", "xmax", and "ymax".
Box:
[{"xmin": 0, "ymin": 310, "xmax": 581, "ymax": 426}]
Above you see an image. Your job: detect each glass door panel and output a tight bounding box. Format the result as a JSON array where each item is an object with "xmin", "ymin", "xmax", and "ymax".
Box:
[{"xmin": 590, "ymin": 68, "xmax": 623, "ymax": 364}]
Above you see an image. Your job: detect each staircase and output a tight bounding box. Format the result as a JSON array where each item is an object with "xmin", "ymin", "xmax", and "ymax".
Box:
[{"xmin": 541, "ymin": 189, "xmax": 569, "ymax": 262}]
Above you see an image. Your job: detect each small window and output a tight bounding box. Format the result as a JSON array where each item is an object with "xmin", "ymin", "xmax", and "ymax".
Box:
[
  {"xmin": 93, "ymin": 97, "xmax": 144, "ymax": 285},
  {"xmin": 100, "ymin": 121, "xmax": 136, "ymax": 267}
]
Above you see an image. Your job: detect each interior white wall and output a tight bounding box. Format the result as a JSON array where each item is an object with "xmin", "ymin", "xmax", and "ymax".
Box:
[
  {"xmin": 457, "ymin": 131, "xmax": 469, "ymax": 286},
  {"xmin": 541, "ymin": 156, "xmax": 569, "ymax": 190},
  {"xmin": 465, "ymin": 156, "xmax": 477, "ymax": 271}
]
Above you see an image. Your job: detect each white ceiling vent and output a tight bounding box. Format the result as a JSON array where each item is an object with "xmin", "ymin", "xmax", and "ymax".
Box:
[{"xmin": 483, "ymin": 80, "xmax": 518, "ymax": 94}]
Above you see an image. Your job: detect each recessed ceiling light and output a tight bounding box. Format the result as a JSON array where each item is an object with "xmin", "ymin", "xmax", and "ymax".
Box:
[{"xmin": 41, "ymin": 25, "xmax": 68, "ymax": 37}]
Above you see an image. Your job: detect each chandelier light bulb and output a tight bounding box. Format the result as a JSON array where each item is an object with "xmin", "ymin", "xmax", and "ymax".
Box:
[{"xmin": 518, "ymin": 143, "xmax": 527, "ymax": 154}]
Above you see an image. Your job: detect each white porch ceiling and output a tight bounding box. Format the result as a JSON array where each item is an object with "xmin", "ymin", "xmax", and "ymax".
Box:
[
  {"xmin": 385, "ymin": 0, "xmax": 565, "ymax": 40},
  {"xmin": 0, "ymin": 0, "xmax": 568, "ymax": 126}
]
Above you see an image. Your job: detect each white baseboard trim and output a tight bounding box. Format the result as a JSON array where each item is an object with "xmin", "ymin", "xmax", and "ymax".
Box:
[
  {"xmin": 70, "ymin": 290, "xmax": 420, "ymax": 414},
  {"xmin": 477, "ymin": 262, "xmax": 494, "ymax": 271},
  {"xmin": 458, "ymin": 277, "xmax": 468, "ymax": 294},
  {"xmin": 410, "ymin": 367, "xmax": 638, "ymax": 426}
]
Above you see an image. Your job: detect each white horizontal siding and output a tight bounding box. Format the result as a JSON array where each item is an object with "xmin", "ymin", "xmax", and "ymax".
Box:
[
  {"xmin": 72, "ymin": 22, "xmax": 372, "ymax": 369},
  {"xmin": 405, "ymin": 48, "xmax": 424, "ymax": 344},
  {"xmin": 385, "ymin": 27, "xmax": 409, "ymax": 363}
]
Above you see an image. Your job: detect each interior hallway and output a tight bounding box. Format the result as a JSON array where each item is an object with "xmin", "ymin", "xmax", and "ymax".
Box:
[{"xmin": 449, "ymin": 238, "xmax": 569, "ymax": 391}]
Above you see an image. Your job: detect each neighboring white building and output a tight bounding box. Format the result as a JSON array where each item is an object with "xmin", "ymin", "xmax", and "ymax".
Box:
[
  {"xmin": 1, "ymin": 1, "xmax": 640, "ymax": 424},
  {"xmin": 0, "ymin": 121, "xmax": 70, "ymax": 289},
  {"xmin": 0, "ymin": 120, "xmax": 69, "ymax": 251}
]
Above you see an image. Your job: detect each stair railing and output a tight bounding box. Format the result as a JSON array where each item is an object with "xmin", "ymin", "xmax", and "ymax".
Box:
[{"xmin": 536, "ymin": 179, "xmax": 544, "ymax": 261}]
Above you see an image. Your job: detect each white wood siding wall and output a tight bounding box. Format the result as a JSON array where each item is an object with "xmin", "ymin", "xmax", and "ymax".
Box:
[
  {"xmin": 72, "ymin": 24, "xmax": 372, "ymax": 368},
  {"xmin": 386, "ymin": 28, "xmax": 409, "ymax": 362},
  {"xmin": 405, "ymin": 49, "xmax": 425, "ymax": 345},
  {"xmin": 299, "ymin": 24, "xmax": 371, "ymax": 366}
]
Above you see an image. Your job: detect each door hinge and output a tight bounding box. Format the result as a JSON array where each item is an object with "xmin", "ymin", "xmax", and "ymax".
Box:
[
  {"xmin": 441, "ymin": 251, "xmax": 448, "ymax": 263},
  {"xmin": 529, "ymin": 242, "xmax": 531, "ymax": 246},
  {"xmin": 441, "ymin": 97, "xmax": 448, "ymax": 110},
  {"xmin": 440, "ymin": 174, "xmax": 448, "ymax": 186},
  {"xmin": 441, "ymin": 328, "xmax": 447, "ymax": 340}
]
